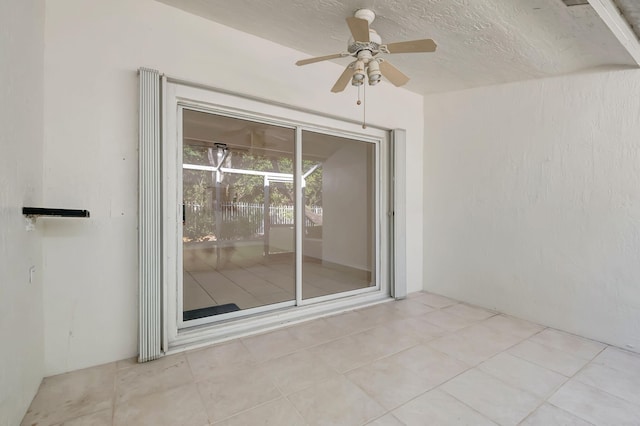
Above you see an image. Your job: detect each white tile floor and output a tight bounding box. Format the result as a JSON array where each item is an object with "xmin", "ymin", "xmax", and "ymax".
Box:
[{"xmin": 22, "ymin": 292, "xmax": 640, "ymax": 426}]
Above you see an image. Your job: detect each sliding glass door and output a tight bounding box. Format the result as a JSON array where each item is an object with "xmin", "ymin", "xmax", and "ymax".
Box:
[
  {"xmin": 301, "ymin": 131, "xmax": 376, "ymax": 301},
  {"xmin": 174, "ymin": 104, "xmax": 386, "ymax": 328},
  {"xmin": 181, "ymin": 111, "xmax": 296, "ymax": 322}
]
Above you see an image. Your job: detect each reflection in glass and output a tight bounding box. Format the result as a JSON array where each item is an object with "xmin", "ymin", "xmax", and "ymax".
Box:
[
  {"xmin": 182, "ymin": 110, "xmax": 295, "ymax": 321},
  {"xmin": 301, "ymin": 131, "xmax": 376, "ymax": 299}
]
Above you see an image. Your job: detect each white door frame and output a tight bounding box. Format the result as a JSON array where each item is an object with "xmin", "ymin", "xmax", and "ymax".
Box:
[{"xmin": 160, "ymin": 77, "xmax": 400, "ymax": 353}]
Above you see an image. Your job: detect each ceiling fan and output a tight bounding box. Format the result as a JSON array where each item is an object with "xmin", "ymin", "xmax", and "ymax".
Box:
[{"xmin": 296, "ymin": 9, "xmax": 437, "ymax": 93}]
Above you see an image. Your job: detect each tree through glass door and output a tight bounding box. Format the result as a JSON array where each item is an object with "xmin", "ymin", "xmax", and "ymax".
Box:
[{"xmin": 181, "ymin": 110, "xmax": 296, "ymax": 321}]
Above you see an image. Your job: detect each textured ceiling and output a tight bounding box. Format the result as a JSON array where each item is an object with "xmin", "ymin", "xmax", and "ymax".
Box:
[{"xmin": 156, "ymin": 0, "xmax": 636, "ymax": 95}]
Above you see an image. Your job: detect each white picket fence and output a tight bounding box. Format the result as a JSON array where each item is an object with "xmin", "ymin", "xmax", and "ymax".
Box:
[{"xmin": 185, "ymin": 202, "xmax": 321, "ymax": 236}]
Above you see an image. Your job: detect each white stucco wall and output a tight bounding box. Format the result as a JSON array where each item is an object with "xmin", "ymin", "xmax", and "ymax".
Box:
[
  {"xmin": 0, "ymin": 0, "xmax": 45, "ymax": 424},
  {"xmin": 43, "ymin": 0, "xmax": 424, "ymax": 375},
  {"xmin": 423, "ymin": 69, "xmax": 640, "ymax": 351}
]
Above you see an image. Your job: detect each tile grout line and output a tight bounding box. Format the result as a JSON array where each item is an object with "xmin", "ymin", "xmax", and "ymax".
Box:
[
  {"xmin": 545, "ymin": 377, "xmax": 632, "ymax": 424},
  {"xmin": 486, "ymin": 326, "xmax": 626, "ymax": 407},
  {"xmin": 207, "ymin": 391, "xmax": 285, "ymax": 425},
  {"xmin": 543, "ymin": 401, "xmax": 598, "ymax": 426},
  {"xmin": 183, "ymin": 350, "xmax": 216, "ymax": 425},
  {"xmin": 386, "ymin": 364, "xmax": 495, "ymax": 425},
  {"xmin": 282, "ymin": 393, "xmax": 311, "ymax": 426},
  {"xmin": 341, "ymin": 319, "xmax": 503, "ymax": 422},
  {"xmin": 113, "ymin": 355, "xmax": 196, "ymax": 406},
  {"xmin": 414, "ymin": 325, "xmax": 555, "ymax": 424},
  {"xmin": 111, "ymin": 368, "xmax": 117, "ymax": 426},
  {"xmin": 185, "ymin": 270, "xmax": 218, "ymax": 307},
  {"xmin": 506, "ymin": 332, "xmax": 604, "ymax": 377},
  {"xmin": 511, "ymin": 336, "xmax": 610, "ymax": 425},
  {"xmin": 251, "ymin": 309, "xmax": 447, "ymax": 423},
  {"xmin": 547, "ymin": 343, "xmax": 640, "ymax": 421}
]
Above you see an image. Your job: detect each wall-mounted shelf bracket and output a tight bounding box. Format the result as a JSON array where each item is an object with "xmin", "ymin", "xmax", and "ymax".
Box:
[
  {"xmin": 22, "ymin": 207, "xmax": 90, "ymax": 231},
  {"xmin": 22, "ymin": 207, "xmax": 90, "ymax": 218}
]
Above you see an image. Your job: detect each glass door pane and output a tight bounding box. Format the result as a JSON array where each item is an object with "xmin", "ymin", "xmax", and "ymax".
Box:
[
  {"xmin": 181, "ymin": 110, "xmax": 295, "ymax": 321},
  {"xmin": 301, "ymin": 131, "xmax": 376, "ymax": 300}
]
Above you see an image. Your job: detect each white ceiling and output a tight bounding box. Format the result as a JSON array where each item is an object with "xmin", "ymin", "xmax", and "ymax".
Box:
[{"xmin": 156, "ymin": 0, "xmax": 636, "ymax": 95}]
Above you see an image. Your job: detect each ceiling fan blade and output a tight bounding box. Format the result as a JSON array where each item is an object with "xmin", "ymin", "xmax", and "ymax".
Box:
[
  {"xmin": 296, "ymin": 53, "xmax": 348, "ymax": 66},
  {"xmin": 385, "ymin": 39, "xmax": 437, "ymax": 54},
  {"xmin": 346, "ymin": 17, "xmax": 370, "ymax": 42},
  {"xmin": 331, "ymin": 65, "xmax": 354, "ymax": 93},
  {"xmin": 379, "ymin": 60, "xmax": 410, "ymax": 87}
]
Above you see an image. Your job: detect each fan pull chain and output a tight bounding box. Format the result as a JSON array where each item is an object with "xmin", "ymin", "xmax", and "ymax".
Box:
[
  {"xmin": 357, "ymin": 84, "xmax": 361, "ymax": 105},
  {"xmin": 362, "ymin": 80, "xmax": 367, "ymax": 129}
]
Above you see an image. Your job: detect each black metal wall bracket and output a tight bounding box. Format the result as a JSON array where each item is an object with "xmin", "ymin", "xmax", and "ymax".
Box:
[{"xmin": 22, "ymin": 207, "xmax": 90, "ymax": 218}]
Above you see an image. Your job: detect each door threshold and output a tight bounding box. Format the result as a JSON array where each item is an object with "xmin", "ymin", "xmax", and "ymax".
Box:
[{"xmin": 166, "ymin": 292, "xmax": 394, "ymax": 355}]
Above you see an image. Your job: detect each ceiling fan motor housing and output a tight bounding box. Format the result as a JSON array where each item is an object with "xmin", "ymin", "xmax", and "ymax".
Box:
[{"xmin": 348, "ymin": 36, "xmax": 382, "ymax": 59}]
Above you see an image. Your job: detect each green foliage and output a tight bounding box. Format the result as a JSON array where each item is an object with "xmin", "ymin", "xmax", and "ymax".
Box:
[
  {"xmin": 183, "ymin": 168, "xmax": 214, "ymax": 241},
  {"xmin": 219, "ymin": 217, "xmax": 255, "ymax": 240},
  {"xmin": 182, "ymin": 144, "xmax": 323, "ymax": 242}
]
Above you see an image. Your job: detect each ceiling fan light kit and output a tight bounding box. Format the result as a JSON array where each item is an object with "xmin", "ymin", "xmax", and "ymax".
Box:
[
  {"xmin": 352, "ymin": 60, "xmax": 365, "ymax": 85},
  {"xmin": 367, "ymin": 59, "xmax": 381, "ymax": 85}
]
